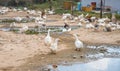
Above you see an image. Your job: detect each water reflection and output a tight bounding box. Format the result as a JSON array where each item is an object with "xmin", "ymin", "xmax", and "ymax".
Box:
[{"xmin": 48, "ymin": 58, "xmax": 120, "ymax": 71}]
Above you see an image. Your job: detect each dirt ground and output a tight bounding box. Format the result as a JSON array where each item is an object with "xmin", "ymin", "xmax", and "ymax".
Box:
[{"xmin": 0, "ymin": 11, "xmax": 120, "ymax": 71}]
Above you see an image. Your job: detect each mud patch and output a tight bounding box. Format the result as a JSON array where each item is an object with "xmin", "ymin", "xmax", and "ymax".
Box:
[{"xmin": 12, "ymin": 45, "xmax": 120, "ymax": 71}]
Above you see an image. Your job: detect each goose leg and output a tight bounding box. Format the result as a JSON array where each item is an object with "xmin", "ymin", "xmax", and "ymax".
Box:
[
  {"xmin": 75, "ymin": 48, "xmax": 78, "ymax": 51},
  {"xmin": 51, "ymin": 51, "xmax": 56, "ymax": 54},
  {"xmin": 78, "ymin": 48, "xmax": 81, "ymax": 51}
]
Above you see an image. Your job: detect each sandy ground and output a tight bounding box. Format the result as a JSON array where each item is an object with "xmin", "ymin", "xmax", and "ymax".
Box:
[{"xmin": 0, "ymin": 11, "xmax": 120, "ymax": 70}]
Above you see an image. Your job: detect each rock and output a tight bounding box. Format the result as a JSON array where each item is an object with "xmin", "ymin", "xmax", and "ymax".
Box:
[
  {"xmin": 72, "ymin": 55, "xmax": 77, "ymax": 59},
  {"xmin": 99, "ymin": 48, "xmax": 107, "ymax": 53},
  {"xmin": 80, "ymin": 55, "xmax": 84, "ymax": 58},
  {"xmin": 52, "ymin": 64, "xmax": 58, "ymax": 68}
]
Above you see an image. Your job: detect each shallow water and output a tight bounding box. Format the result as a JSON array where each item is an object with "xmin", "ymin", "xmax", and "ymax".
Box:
[
  {"xmin": 12, "ymin": 45, "xmax": 120, "ymax": 71},
  {"xmin": 0, "ymin": 28, "xmax": 11, "ymax": 31},
  {"xmin": 48, "ymin": 58, "xmax": 120, "ymax": 71},
  {"xmin": 0, "ymin": 25, "xmax": 80, "ymax": 33},
  {"xmin": 46, "ymin": 20, "xmax": 58, "ymax": 22}
]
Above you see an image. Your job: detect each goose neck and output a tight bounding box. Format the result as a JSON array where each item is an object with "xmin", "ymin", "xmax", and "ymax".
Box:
[
  {"xmin": 55, "ymin": 39, "xmax": 59, "ymax": 44},
  {"xmin": 74, "ymin": 35, "xmax": 79, "ymax": 40},
  {"xmin": 47, "ymin": 30, "xmax": 50, "ymax": 36}
]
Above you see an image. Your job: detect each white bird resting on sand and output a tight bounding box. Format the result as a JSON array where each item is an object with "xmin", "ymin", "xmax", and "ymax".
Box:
[
  {"xmin": 62, "ymin": 21, "xmax": 72, "ymax": 32},
  {"xmin": 85, "ymin": 23, "xmax": 94, "ymax": 29},
  {"xmin": 62, "ymin": 27, "xmax": 71, "ymax": 32},
  {"xmin": 50, "ymin": 38, "xmax": 59, "ymax": 54},
  {"xmin": 10, "ymin": 22, "xmax": 16, "ymax": 28},
  {"xmin": 78, "ymin": 22, "xmax": 83, "ymax": 27},
  {"xmin": 73, "ymin": 34, "xmax": 84, "ymax": 51},
  {"xmin": 48, "ymin": 10, "xmax": 55, "ymax": 15},
  {"xmin": 19, "ymin": 24, "xmax": 28, "ymax": 33},
  {"xmin": 10, "ymin": 22, "xmax": 16, "ymax": 30},
  {"xmin": 14, "ymin": 16, "xmax": 22, "ymax": 22},
  {"xmin": 44, "ymin": 29, "xmax": 52, "ymax": 46},
  {"xmin": 62, "ymin": 13, "xmax": 72, "ymax": 20}
]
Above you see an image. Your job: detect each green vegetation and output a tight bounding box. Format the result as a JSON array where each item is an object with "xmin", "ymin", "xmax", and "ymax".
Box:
[
  {"xmin": 25, "ymin": 30, "xmax": 39, "ymax": 35},
  {"xmin": 1, "ymin": 0, "xmax": 120, "ymax": 19},
  {"xmin": 12, "ymin": 29, "xmax": 19, "ymax": 33},
  {"xmin": 115, "ymin": 14, "xmax": 120, "ymax": 20},
  {"xmin": 1, "ymin": 19, "xmax": 16, "ymax": 23}
]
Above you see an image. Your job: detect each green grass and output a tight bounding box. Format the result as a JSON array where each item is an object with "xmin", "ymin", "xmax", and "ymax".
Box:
[
  {"xmin": 2, "ymin": 19, "xmax": 16, "ymax": 23},
  {"xmin": 115, "ymin": 14, "xmax": 120, "ymax": 20},
  {"xmin": 25, "ymin": 30, "xmax": 39, "ymax": 35},
  {"xmin": 6, "ymin": 0, "xmax": 120, "ymax": 20}
]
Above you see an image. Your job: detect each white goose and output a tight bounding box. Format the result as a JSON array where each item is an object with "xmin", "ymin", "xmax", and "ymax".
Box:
[
  {"xmin": 19, "ymin": 24, "xmax": 28, "ymax": 33},
  {"xmin": 10, "ymin": 22, "xmax": 16, "ymax": 30},
  {"xmin": 62, "ymin": 26, "xmax": 72, "ymax": 32},
  {"xmin": 116, "ymin": 23, "xmax": 120, "ymax": 30},
  {"xmin": 85, "ymin": 23, "xmax": 94, "ymax": 29},
  {"xmin": 62, "ymin": 22, "xmax": 71, "ymax": 32},
  {"xmin": 78, "ymin": 22, "xmax": 83, "ymax": 27},
  {"xmin": 10, "ymin": 22, "xmax": 16, "ymax": 28},
  {"xmin": 44, "ymin": 29, "xmax": 52, "ymax": 46},
  {"xmin": 48, "ymin": 10, "xmax": 55, "ymax": 15},
  {"xmin": 85, "ymin": 13, "xmax": 89, "ymax": 18},
  {"xmin": 14, "ymin": 16, "xmax": 22, "ymax": 22},
  {"xmin": 50, "ymin": 38, "xmax": 59, "ymax": 54},
  {"xmin": 73, "ymin": 34, "xmax": 83, "ymax": 51},
  {"xmin": 78, "ymin": 14, "xmax": 84, "ymax": 19}
]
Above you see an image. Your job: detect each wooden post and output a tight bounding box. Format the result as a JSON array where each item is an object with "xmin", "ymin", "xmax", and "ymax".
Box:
[
  {"xmin": 71, "ymin": 0, "xmax": 73, "ymax": 15},
  {"xmin": 15, "ymin": 0, "xmax": 19, "ymax": 6},
  {"xmin": 48, "ymin": 0, "xmax": 52, "ymax": 11},
  {"xmin": 100, "ymin": 0, "xmax": 103, "ymax": 18}
]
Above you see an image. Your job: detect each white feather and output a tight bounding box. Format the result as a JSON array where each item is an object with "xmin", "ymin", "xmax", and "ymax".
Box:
[
  {"xmin": 73, "ymin": 34, "xmax": 83, "ymax": 49},
  {"xmin": 50, "ymin": 38, "xmax": 59, "ymax": 53},
  {"xmin": 44, "ymin": 29, "xmax": 52, "ymax": 46}
]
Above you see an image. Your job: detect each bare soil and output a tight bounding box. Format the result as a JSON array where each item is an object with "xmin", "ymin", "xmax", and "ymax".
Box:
[{"xmin": 0, "ymin": 11, "xmax": 120, "ymax": 71}]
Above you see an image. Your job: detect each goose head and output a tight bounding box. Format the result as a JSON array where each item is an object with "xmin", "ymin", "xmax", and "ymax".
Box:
[
  {"xmin": 48, "ymin": 29, "xmax": 51, "ymax": 32},
  {"xmin": 64, "ymin": 22, "xmax": 69, "ymax": 29},
  {"xmin": 47, "ymin": 29, "xmax": 51, "ymax": 36}
]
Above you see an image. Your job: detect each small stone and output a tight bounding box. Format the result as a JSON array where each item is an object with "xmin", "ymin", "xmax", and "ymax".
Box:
[
  {"xmin": 80, "ymin": 55, "xmax": 84, "ymax": 58},
  {"xmin": 41, "ymin": 57, "xmax": 45, "ymax": 59},
  {"xmin": 52, "ymin": 64, "xmax": 58, "ymax": 68},
  {"xmin": 100, "ymin": 48, "xmax": 107, "ymax": 53},
  {"xmin": 73, "ymin": 55, "xmax": 77, "ymax": 59}
]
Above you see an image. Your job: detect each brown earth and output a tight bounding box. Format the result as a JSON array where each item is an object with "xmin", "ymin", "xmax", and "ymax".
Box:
[{"xmin": 0, "ymin": 11, "xmax": 120, "ymax": 71}]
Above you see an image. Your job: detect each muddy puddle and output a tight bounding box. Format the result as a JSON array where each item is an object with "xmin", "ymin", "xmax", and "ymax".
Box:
[
  {"xmin": 46, "ymin": 20, "xmax": 58, "ymax": 22},
  {"xmin": 0, "ymin": 25, "xmax": 80, "ymax": 33},
  {"xmin": 12, "ymin": 45, "xmax": 120, "ymax": 71},
  {"xmin": 47, "ymin": 58, "xmax": 120, "ymax": 71}
]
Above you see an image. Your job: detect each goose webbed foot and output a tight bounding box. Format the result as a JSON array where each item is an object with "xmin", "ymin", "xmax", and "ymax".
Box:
[
  {"xmin": 75, "ymin": 48, "xmax": 78, "ymax": 51},
  {"xmin": 78, "ymin": 48, "xmax": 81, "ymax": 51},
  {"xmin": 75, "ymin": 48, "xmax": 81, "ymax": 51}
]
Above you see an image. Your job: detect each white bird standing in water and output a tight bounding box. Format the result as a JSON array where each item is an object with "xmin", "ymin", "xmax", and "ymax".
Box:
[
  {"xmin": 73, "ymin": 34, "xmax": 83, "ymax": 51},
  {"xmin": 50, "ymin": 38, "xmax": 59, "ymax": 54},
  {"xmin": 44, "ymin": 29, "xmax": 52, "ymax": 46}
]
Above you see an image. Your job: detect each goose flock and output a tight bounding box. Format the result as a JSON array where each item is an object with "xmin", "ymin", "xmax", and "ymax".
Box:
[
  {"xmin": 62, "ymin": 12, "xmax": 120, "ymax": 32},
  {"xmin": 0, "ymin": 6, "xmax": 120, "ymax": 54},
  {"xmin": 44, "ymin": 29, "xmax": 84, "ymax": 54}
]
